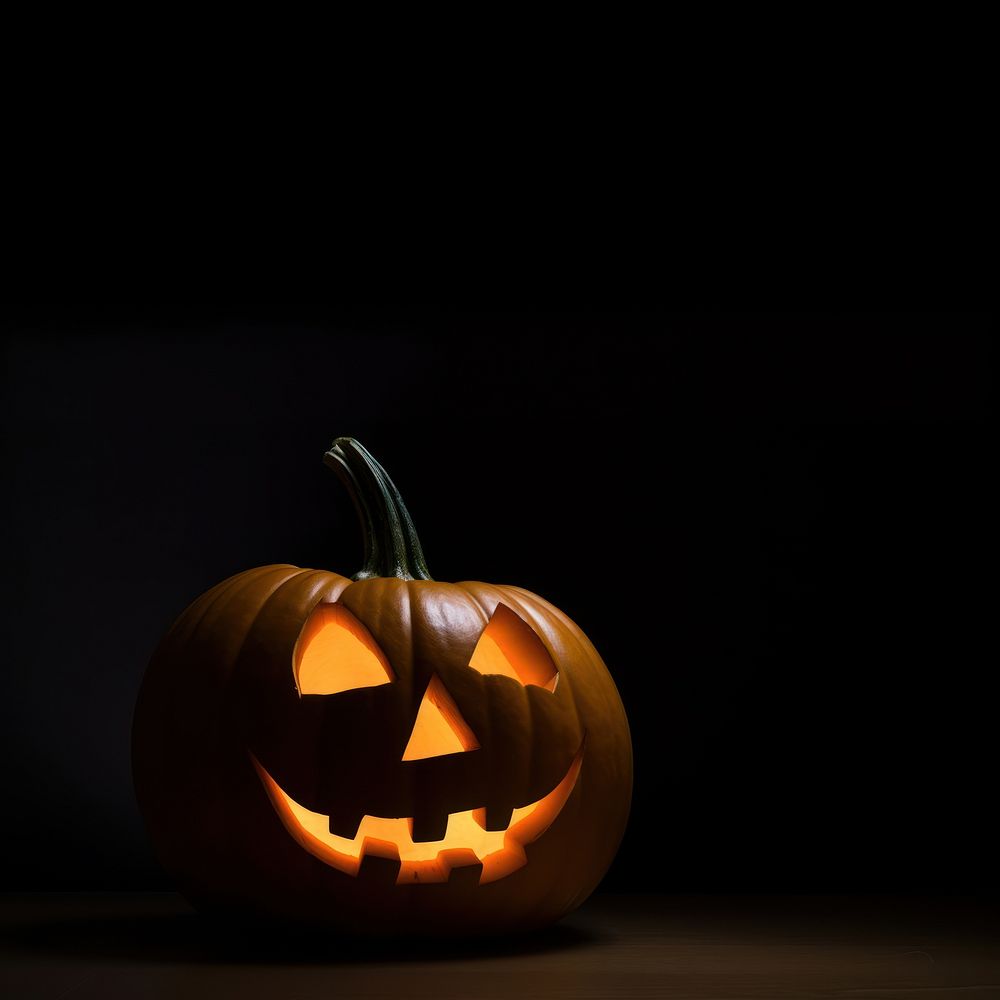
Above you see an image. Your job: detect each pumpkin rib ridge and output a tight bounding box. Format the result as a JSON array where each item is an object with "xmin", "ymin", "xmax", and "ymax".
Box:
[
  {"xmin": 492, "ymin": 585, "xmax": 587, "ymax": 758},
  {"xmin": 510, "ymin": 591, "xmax": 633, "ymax": 803},
  {"xmin": 399, "ymin": 581, "xmax": 422, "ymax": 926},
  {"xmin": 452, "ymin": 581, "xmax": 493, "ymax": 628},
  {"xmin": 193, "ymin": 565, "xmax": 301, "ymax": 645},
  {"xmin": 491, "ymin": 585, "xmax": 625, "ymax": 920},
  {"xmin": 216, "ymin": 568, "xmax": 335, "ymax": 886},
  {"xmin": 176, "ymin": 565, "xmax": 260, "ymax": 623},
  {"xmin": 222, "ymin": 568, "xmax": 329, "ymax": 688},
  {"xmin": 162, "ymin": 565, "xmax": 285, "ymax": 652},
  {"xmin": 489, "ymin": 585, "xmax": 592, "ymax": 920},
  {"xmin": 300, "ymin": 567, "xmax": 354, "ymax": 609},
  {"xmin": 505, "ymin": 586, "xmax": 607, "ymax": 670},
  {"xmin": 457, "ymin": 581, "xmax": 552, "ymax": 862},
  {"xmin": 134, "ymin": 565, "xmax": 310, "ymax": 910}
]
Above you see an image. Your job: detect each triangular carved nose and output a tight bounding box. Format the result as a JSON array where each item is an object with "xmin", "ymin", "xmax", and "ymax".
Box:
[{"xmin": 402, "ymin": 674, "xmax": 479, "ymax": 761}]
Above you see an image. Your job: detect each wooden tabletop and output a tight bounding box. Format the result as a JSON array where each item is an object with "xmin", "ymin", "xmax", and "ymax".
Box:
[{"xmin": 3, "ymin": 892, "xmax": 999, "ymax": 999}]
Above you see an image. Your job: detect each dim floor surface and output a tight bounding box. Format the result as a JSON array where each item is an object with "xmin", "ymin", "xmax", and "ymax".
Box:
[{"xmin": 2, "ymin": 892, "xmax": 999, "ymax": 999}]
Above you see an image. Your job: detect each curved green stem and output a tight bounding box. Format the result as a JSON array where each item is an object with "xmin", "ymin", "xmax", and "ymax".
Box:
[{"xmin": 323, "ymin": 438, "xmax": 432, "ymax": 581}]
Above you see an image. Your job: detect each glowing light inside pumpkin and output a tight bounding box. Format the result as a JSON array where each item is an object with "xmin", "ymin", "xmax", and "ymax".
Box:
[
  {"xmin": 469, "ymin": 604, "xmax": 559, "ymax": 691},
  {"xmin": 295, "ymin": 604, "xmax": 394, "ymax": 695},
  {"xmin": 252, "ymin": 745, "xmax": 583, "ymax": 884},
  {"xmin": 401, "ymin": 674, "xmax": 480, "ymax": 761}
]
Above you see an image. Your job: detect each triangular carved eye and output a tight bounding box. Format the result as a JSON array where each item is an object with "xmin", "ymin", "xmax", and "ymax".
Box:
[
  {"xmin": 402, "ymin": 675, "xmax": 480, "ymax": 761},
  {"xmin": 294, "ymin": 604, "xmax": 394, "ymax": 696},
  {"xmin": 468, "ymin": 604, "xmax": 559, "ymax": 691}
]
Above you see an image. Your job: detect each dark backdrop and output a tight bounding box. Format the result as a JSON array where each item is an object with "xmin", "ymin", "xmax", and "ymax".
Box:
[{"xmin": 1, "ymin": 309, "xmax": 994, "ymax": 894}]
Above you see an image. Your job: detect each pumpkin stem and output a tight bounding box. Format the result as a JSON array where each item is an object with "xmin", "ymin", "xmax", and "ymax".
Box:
[{"xmin": 323, "ymin": 438, "xmax": 432, "ymax": 581}]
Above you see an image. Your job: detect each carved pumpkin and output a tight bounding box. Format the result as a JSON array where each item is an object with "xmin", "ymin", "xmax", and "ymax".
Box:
[{"xmin": 132, "ymin": 438, "xmax": 632, "ymax": 934}]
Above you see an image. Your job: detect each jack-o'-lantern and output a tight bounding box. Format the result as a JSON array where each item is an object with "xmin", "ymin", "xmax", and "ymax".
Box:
[{"xmin": 132, "ymin": 438, "xmax": 632, "ymax": 934}]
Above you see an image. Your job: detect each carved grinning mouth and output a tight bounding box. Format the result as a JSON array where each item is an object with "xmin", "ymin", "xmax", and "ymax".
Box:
[{"xmin": 251, "ymin": 745, "xmax": 584, "ymax": 885}]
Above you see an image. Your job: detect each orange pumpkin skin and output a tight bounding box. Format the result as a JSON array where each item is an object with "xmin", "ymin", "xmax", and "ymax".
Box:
[{"xmin": 132, "ymin": 442, "xmax": 632, "ymax": 935}]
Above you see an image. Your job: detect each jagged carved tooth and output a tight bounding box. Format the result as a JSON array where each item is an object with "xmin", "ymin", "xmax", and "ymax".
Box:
[
  {"xmin": 446, "ymin": 853, "xmax": 483, "ymax": 887},
  {"xmin": 409, "ymin": 812, "xmax": 449, "ymax": 843},
  {"xmin": 483, "ymin": 804, "xmax": 514, "ymax": 831},
  {"xmin": 357, "ymin": 842, "xmax": 401, "ymax": 887},
  {"xmin": 480, "ymin": 844, "xmax": 527, "ymax": 885},
  {"xmin": 329, "ymin": 811, "xmax": 363, "ymax": 840}
]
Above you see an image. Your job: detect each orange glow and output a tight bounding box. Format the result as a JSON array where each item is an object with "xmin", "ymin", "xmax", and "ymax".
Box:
[
  {"xmin": 469, "ymin": 604, "xmax": 558, "ymax": 691},
  {"xmin": 252, "ymin": 745, "xmax": 583, "ymax": 884},
  {"xmin": 295, "ymin": 604, "xmax": 394, "ymax": 695},
  {"xmin": 401, "ymin": 675, "xmax": 479, "ymax": 761}
]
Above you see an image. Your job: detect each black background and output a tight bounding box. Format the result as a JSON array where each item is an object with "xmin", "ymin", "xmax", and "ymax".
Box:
[{"xmin": 1, "ymin": 308, "xmax": 994, "ymax": 894}]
